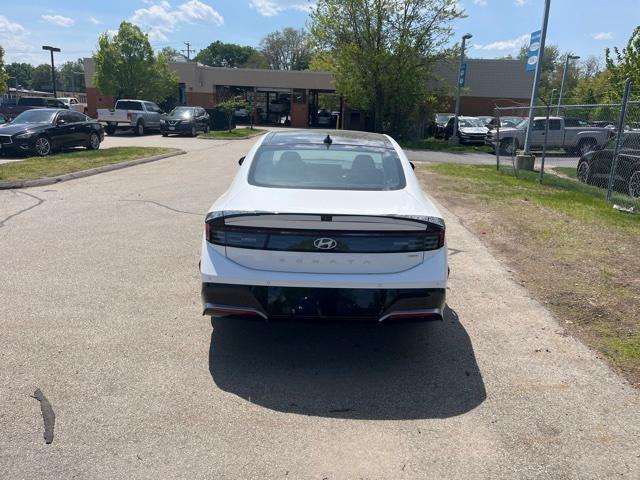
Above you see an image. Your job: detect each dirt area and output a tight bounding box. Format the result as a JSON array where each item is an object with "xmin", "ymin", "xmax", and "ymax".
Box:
[{"xmin": 418, "ymin": 166, "xmax": 640, "ymax": 387}]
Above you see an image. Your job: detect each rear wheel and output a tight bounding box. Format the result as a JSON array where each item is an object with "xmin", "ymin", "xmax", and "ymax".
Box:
[
  {"xmin": 162, "ymin": 132, "xmax": 169, "ymax": 137},
  {"xmin": 33, "ymin": 136, "xmax": 52, "ymax": 157},
  {"xmin": 87, "ymin": 132, "xmax": 101, "ymax": 150},
  {"xmin": 628, "ymin": 170, "xmax": 640, "ymax": 198},
  {"xmin": 576, "ymin": 161, "xmax": 590, "ymax": 184},
  {"xmin": 135, "ymin": 121, "xmax": 145, "ymax": 136},
  {"xmin": 190, "ymin": 125, "xmax": 197, "ymax": 137},
  {"xmin": 105, "ymin": 124, "xmax": 116, "ymax": 135},
  {"xmin": 204, "ymin": 125, "xmax": 210, "ymax": 134}
]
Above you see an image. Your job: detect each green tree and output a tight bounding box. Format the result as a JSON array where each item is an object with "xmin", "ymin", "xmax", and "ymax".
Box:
[
  {"xmin": 243, "ymin": 50, "xmax": 270, "ymax": 69},
  {"xmin": 605, "ymin": 26, "xmax": 640, "ymax": 100},
  {"xmin": 194, "ymin": 41, "xmax": 258, "ymax": 67},
  {"xmin": 310, "ymin": 0, "xmax": 462, "ymax": 135},
  {"xmin": 0, "ymin": 46, "xmax": 7, "ymax": 93},
  {"xmin": 58, "ymin": 59, "xmax": 85, "ymax": 93},
  {"xmin": 31, "ymin": 64, "xmax": 56, "ymax": 91},
  {"xmin": 159, "ymin": 46, "xmax": 187, "ymax": 62},
  {"xmin": 5, "ymin": 62, "xmax": 34, "ymax": 89},
  {"xmin": 93, "ymin": 21, "xmax": 178, "ymax": 103},
  {"xmin": 216, "ymin": 96, "xmax": 246, "ymax": 132},
  {"xmin": 260, "ymin": 28, "xmax": 311, "ymax": 70}
]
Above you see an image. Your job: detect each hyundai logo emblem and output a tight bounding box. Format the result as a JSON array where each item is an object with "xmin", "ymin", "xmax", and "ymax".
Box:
[{"xmin": 313, "ymin": 237, "xmax": 337, "ymax": 250}]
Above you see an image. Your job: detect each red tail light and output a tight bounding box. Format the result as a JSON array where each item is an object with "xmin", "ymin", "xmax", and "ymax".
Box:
[{"xmin": 127, "ymin": 112, "xmax": 132, "ymax": 121}]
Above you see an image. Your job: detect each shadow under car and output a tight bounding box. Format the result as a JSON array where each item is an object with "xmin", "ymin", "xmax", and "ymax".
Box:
[{"xmin": 208, "ymin": 305, "xmax": 486, "ymax": 420}]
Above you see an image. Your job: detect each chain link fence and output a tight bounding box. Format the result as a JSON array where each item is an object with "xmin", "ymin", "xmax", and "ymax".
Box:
[{"xmin": 488, "ymin": 79, "xmax": 640, "ymax": 210}]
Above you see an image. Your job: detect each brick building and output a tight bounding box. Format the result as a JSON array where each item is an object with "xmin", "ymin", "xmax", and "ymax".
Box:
[{"xmin": 83, "ymin": 57, "xmax": 533, "ymax": 129}]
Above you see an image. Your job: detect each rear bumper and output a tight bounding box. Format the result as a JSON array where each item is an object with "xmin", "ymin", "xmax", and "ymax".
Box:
[{"xmin": 202, "ymin": 283, "xmax": 445, "ymax": 322}]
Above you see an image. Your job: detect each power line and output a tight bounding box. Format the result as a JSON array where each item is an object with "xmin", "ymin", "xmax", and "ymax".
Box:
[{"xmin": 181, "ymin": 41, "xmax": 196, "ymax": 61}]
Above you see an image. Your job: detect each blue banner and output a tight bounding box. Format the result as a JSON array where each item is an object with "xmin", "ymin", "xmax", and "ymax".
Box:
[
  {"xmin": 526, "ymin": 30, "xmax": 542, "ymax": 71},
  {"xmin": 459, "ymin": 63, "xmax": 467, "ymax": 87}
]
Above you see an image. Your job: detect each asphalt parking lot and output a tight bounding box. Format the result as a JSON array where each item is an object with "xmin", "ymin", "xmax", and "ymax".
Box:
[{"xmin": 1, "ymin": 133, "xmax": 638, "ymax": 479}]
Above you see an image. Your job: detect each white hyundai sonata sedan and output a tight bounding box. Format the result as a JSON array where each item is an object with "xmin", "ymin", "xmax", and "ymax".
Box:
[{"xmin": 200, "ymin": 130, "xmax": 448, "ymax": 322}]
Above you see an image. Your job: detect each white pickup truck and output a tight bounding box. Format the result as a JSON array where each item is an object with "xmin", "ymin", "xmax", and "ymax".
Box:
[
  {"xmin": 486, "ymin": 116, "xmax": 613, "ymax": 156},
  {"xmin": 58, "ymin": 97, "xmax": 88, "ymax": 115},
  {"xmin": 97, "ymin": 99, "xmax": 164, "ymax": 136}
]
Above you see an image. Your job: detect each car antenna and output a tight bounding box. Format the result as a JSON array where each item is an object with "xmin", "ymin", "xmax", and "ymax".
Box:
[{"xmin": 323, "ymin": 134, "xmax": 333, "ymax": 145}]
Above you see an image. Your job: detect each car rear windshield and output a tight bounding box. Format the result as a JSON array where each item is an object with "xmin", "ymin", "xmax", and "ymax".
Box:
[
  {"xmin": 12, "ymin": 110, "xmax": 56, "ymax": 124},
  {"xmin": 115, "ymin": 101, "xmax": 143, "ymax": 111},
  {"xmin": 18, "ymin": 98, "xmax": 46, "ymax": 106},
  {"xmin": 248, "ymin": 145, "xmax": 406, "ymax": 191}
]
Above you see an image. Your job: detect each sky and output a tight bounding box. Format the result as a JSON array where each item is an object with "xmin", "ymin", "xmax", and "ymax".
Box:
[{"xmin": 0, "ymin": 0, "xmax": 637, "ymax": 66}]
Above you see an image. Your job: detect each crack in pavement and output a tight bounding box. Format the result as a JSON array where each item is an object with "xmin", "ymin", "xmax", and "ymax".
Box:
[
  {"xmin": 31, "ymin": 388, "xmax": 55, "ymax": 444},
  {"xmin": 119, "ymin": 199, "xmax": 203, "ymax": 216},
  {"xmin": 0, "ymin": 190, "xmax": 46, "ymax": 228}
]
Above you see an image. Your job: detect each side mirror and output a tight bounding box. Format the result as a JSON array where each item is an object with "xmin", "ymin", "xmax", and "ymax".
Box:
[
  {"xmin": 238, "ymin": 156, "xmax": 245, "ymax": 166},
  {"xmin": 57, "ymin": 119, "xmax": 66, "ymax": 125},
  {"xmin": 410, "ymin": 161, "xmax": 416, "ymax": 170}
]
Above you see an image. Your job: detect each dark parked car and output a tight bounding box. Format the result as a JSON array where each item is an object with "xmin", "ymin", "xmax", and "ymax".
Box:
[
  {"xmin": 577, "ymin": 132, "xmax": 640, "ymax": 198},
  {"xmin": 432, "ymin": 113, "xmax": 454, "ymax": 138},
  {"xmin": 160, "ymin": 106, "xmax": 210, "ymax": 137},
  {"xmin": 0, "ymin": 96, "xmax": 68, "ymax": 121},
  {"xmin": 316, "ymin": 109, "xmax": 332, "ymax": 127},
  {"xmin": 0, "ymin": 109, "xmax": 103, "ymax": 157},
  {"xmin": 0, "ymin": 113, "xmax": 7, "ymax": 125}
]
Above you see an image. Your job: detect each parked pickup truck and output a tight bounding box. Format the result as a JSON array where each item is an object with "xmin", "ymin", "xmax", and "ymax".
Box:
[
  {"xmin": 58, "ymin": 97, "xmax": 88, "ymax": 115},
  {"xmin": 0, "ymin": 96, "xmax": 68, "ymax": 121},
  {"xmin": 486, "ymin": 116, "xmax": 613, "ymax": 156},
  {"xmin": 97, "ymin": 99, "xmax": 164, "ymax": 136}
]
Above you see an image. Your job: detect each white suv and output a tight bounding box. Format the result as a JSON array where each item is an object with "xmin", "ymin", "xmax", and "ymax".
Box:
[{"xmin": 200, "ymin": 130, "xmax": 448, "ymax": 322}]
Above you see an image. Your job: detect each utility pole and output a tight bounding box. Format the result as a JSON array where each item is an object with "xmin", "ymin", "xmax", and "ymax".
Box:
[
  {"xmin": 182, "ymin": 41, "xmax": 195, "ymax": 61},
  {"xmin": 42, "ymin": 45, "xmax": 61, "ymax": 97},
  {"xmin": 557, "ymin": 54, "xmax": 580, "ymax": 115},
  {"xmin": 523, "ymin": 0, "xmax": 551, "ymax": 155},
  {"xmin": 450, "ymin": 33, "xmax": 472, "ymax": 144}
]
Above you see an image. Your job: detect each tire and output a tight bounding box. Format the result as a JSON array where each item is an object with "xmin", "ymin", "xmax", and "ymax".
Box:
[
  {"xmin": 162, "ymin": 132, "xmax": 169, "ymax": 137},
  {"xmin": 190, "ymin": 125, "xmax": 197, "ymax": 137},
  {"xmin": 499, "ymin": 138, "xmax": 519, "ymax": 155},
  {"xmin": 135, "ymin": 121, "xmax": 145, "ymax": 136},
  {"xmin": 33, "ymin": 136, "xmax": 52, "ymax": 157},
  {"xmin": 628, "ymin": 170, "xmax": 640, "ymax": 198},
  {"xmin": 105, "ymin": 124, "xmax": 116, "ymax": 136},
  {"xmin": 87, "ymin": 132, "xmax": 101, "ymax": 151},
  {"xmin": 578, "ymin": 139, "xmax": 597, "ymax": 156},
  {"xmin": 204, "ymin": 125, "xmax": 210, "ymax": 134},
  {"xmin": 576, "ymin": 161, "xmax": 590, "ymax": 184}
]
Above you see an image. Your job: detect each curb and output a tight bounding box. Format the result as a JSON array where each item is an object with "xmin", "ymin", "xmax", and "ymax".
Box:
[
  {"xmin": 197, "ymin": 130, "xmax": 266, "ymax": 141},
  {"xmin": 0, "ymin": 149, "xmax": 186, "ymax": 190}
]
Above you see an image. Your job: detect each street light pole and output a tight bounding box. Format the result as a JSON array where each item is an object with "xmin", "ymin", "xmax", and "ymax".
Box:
[
  {"xmin": 451, "ymin": 33, "xmax": 472, "ymax": 144},
  {"xmin": 42, "ymin": 45, "xmax": 61, "ymax": 98},
  {"xmin": 523, "ymin": 0, "xmax": 551, "ymax": 155},
  {"xmin": 557, "ymin": 54, "xmax": 580, "ymax": 115}
]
